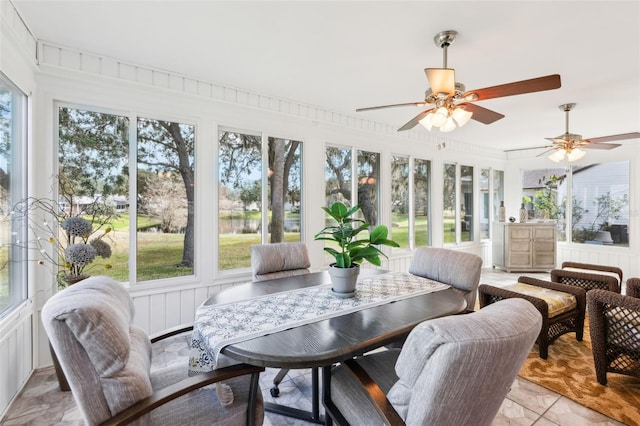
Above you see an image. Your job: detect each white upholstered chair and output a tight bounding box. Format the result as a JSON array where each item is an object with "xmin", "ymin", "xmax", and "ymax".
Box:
[
  {"xmin": 408, "ymin": 247, "xmax": 483, "ymax": 312},
  {"xmin": 250, "ymin": 241, "xmax": 311, "ymax": 397},
  {"xmin": 323, "ymin": 298, "xmax": 542, "ymax": 426},
  {"xmin": 42, "ymin": 276, "xmax": 264, "ymax": 426},
  {"xmin": 250, "ymin": 241, "xmax": 311, "ymax": 282}
]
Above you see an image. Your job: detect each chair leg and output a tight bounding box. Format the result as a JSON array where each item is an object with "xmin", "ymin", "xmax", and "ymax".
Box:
[{"xmin": 270, "ymin": 368, "xmax": 290, "ymax": 397}]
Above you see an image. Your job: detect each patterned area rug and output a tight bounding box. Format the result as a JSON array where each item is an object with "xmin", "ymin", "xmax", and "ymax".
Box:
[{"xmin": 518, "ymin": 321, "xmax": 640, "ymax": 425}]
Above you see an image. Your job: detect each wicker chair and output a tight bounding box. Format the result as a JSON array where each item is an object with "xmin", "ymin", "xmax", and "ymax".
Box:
[
  {"xmin": 552, "ymin": 261, "xmax": 623, "ymax": 293},
  {"xmin": 479, "ymin": 276, "xmax": 586, "ymax": 359},
  {"xmin": 587, "ymin": 278, "xmax": 640, "ymax": 385}
]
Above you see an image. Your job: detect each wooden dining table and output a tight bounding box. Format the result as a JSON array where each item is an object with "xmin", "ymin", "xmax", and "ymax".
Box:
[{"xmin": 197, "ymin": 269, "xmax": 467, "ymax": 423}]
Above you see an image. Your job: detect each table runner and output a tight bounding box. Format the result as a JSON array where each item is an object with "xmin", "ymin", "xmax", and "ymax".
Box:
[{"xmin": 189, "ymin": 271, "xmax": 449, "ymax": 374}]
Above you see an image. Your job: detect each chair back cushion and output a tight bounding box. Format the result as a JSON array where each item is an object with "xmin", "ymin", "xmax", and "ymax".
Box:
[
  {"xmin": 408, "ymin": 247, "xmax": 482, "ymax": 308},
  {"xmin": 387, "ymin": 298, "xmax": 541, "ymax": 426},
  {"xmin": 251, "ymin": 242, "xmax": 311, "ymax": 281},
  {"xmin": 42, "ymin": 276, "xmax": 153, "ymax": 425}
]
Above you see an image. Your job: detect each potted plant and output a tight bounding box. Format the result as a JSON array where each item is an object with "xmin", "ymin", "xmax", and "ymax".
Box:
[{"xmin": 315, "ymin": 202, "xmax": 399, "ymax": 297}]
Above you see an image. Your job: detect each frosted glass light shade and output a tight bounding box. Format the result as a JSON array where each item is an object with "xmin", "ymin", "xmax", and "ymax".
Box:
[
  {"xmin": 419, "ymin": 112, "xmax": 434, "ymax": 130},
  {"xmin": 567, "ymin": 148, "xmax": 586, "ymax": 162},
  {"xmin": 452, "ymin": 107, "xmax": 473, "ymax": 127},
  {"xmin": 548, "ymin": 149, "xmax": 566, "ymax": 162},
  {"xmin": 440, "ymin": 117, "xmax": 457, "ymax": 132},
  {"xmin": 431, "ymin": 107, "xmax": 449, "ymax": 127}
]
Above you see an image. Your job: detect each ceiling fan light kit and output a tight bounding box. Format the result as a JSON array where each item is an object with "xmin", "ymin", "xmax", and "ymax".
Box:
[{"xmin": 356, "ymin": 30, "xmax": 562, "ymax": 133}]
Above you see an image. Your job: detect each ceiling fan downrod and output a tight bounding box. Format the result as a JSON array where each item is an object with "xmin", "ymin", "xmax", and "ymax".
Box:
[{"xmin": 433, "ymin": 30, "xmax": 458, "ymax": 69}]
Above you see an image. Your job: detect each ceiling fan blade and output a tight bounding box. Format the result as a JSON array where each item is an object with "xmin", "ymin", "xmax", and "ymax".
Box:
[
  {"xmin": 425, "ymin": 68, "xmax": 455, "ymax": 96},
  {"xmin": 463, "ymin": 74, "xmax": 561, "ymax": 101},
  {"xmin": 583, "ymin": 143, "xmax": 622, "ymax": 150},
  {"xmin": 536, "ymin": 148, "xmax": 556, "ymax": 157},
  {"xmin": 586, "ymin": 132, "xmax": 640, "ymax": 144},
  {"xmin": 459, "ymin": 103, "xmax": 504, "ymax": 124},
  {"xmin": 398, "ymin": 108, "xmax": 434, "ymax": 132},
  {"xmin": 356, "ymin": 101, "xmax": 428, "ymax": 112},
  {"xmin": 504, "ymin": 145, "xmax": 553, "ymax": 153}
]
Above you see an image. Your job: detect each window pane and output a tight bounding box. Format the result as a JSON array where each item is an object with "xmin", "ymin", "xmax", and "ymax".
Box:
[
  {"xmin": 267, "ymin": 137, "xmax": 302, "ymax": 243},
  {"xmin": 570, "ymin": 161, "xmax": 629, "ymax": 246},
  {"xmin": 414, "ymin": 159, "xmax": 430, "ymax": 247},
  {"xmin": 218, "ymin": 131, "xmax": 262, "ymax": 270},
  {"xmin": 480, "ymin": 169, "xmax": 489, "ymax": 240},
  {"xmin": 357, "ymin": 150, "xmax": 379, "ymax": 227},
  {"xmin": 137, "ymin": 118, "xmax": 194, "ymax": 280},
  {"xmin": 443, "ymin": 164, "xmax": 456, "ymax": 243},
  {"xmin": 324, "ymin": 147, "xmax": 352, "ymax": 262},
  {"xmin": 522, "ymin": 169, "xmax": 566, "ymax": 241},
  {"xmin": 0, "ymin": 74, "xmax": 27, "ymax": 317},
  {"xmin": 461, "ymin": 165, "xmax": 474, "ymax": 242},
  {"xmin": 325, "ymin": 147, "xmax": 352, "ymax": 208},
  {"xmin": 58, "ymin": 107, "xmax": 129, "ymax": 283},
  {"xmin": 391, "ymin": 156, "xmax": 409, "ymax": 248},
  {"xmin": 493, "ymin": 170, "xmax": 504, "ymax": 221}
]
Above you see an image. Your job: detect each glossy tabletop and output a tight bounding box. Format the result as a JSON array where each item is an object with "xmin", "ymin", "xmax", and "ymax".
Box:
[{"xmin": 203, "ymin": 270, "xmax": 467, "ymax": 369}]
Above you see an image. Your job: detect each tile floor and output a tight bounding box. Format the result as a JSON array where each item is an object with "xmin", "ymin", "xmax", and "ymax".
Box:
[{"xmin": 1, "ymin": 269, "xmax": 628, "ymax": 426}]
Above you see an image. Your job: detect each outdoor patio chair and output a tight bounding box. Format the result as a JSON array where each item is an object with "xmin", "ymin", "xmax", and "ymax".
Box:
[
  {"xmin": 552, "ymin": 261, "xmax": 623, "ymax": 293},
  {"xmin": 588, "ymin": 278, "xmax": 640, "ymax": 385},
  {"xmin": 479, "ymin": 276, "xmax": 586, "ymax": 359}
]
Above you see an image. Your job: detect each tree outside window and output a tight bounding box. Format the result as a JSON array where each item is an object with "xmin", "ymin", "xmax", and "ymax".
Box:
[{"xmin": 218, "ymin": 131, "xmax": 302, "ymax": 271}]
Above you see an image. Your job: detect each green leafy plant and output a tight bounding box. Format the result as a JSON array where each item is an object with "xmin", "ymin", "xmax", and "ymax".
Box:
[{"xmin": 315, "ymin": 202, "xmax": 399, "ymax": 268}]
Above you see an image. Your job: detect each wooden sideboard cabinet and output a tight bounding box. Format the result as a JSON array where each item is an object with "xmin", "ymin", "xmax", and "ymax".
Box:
[{"xmin": 492, "ymin": 222, "xmax": 557, "ymax": 272}]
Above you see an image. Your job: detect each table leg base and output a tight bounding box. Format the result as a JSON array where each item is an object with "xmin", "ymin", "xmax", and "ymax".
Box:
[{"xmin": 265, "ymin": 402, "xmax": 325, "ymax": 424}]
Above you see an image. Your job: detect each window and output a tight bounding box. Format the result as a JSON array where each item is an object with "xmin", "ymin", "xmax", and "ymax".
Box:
[
  {"xmin": 413, "ymin": 159, "xmax": 431, "ymax": 247},
  {"xmin": 218, "ymin": 131, "xmax": 262, "ymax": 271},
  {"xmin": 324, "ymin": 146, "xmax": 380, "ymax": 261},
  {"xmin": 218, "ymin": 131, "xmax": 303, "ymax": 271},
  {"xmin": 325, "ymin": 147, "xmax": 352, "ymax": 208},
  {"xmin": 443, "ymin": 163, "xmax": 456, "ymax": 243},
  {"xmin": 137, "ymin": 117, "xmax": 195, "ymax": 280},
  {"xmin": 58, "ymin": 107, "xmax": 130, "ymax": 281},
  {"xmin": 444, "ymin": 163, "xmax": 474, "ymax": 243},
  {"xmin": 493, "ymin": 170, "xmax": 504, "ymax": 222},
  {"xmin": 390, "ymin": 156, "xmax": 431, "ymax": 249},
  {"xmin": 267, "ymin": 137, "xmax": 302, "ymax": 243},
  {"xmin": 391, "ymin": 156, "xmax": 409, "ymax": 248},
  {"xmin": 357, "ymin": 150, "xmax": 380, "ymax": 227},
  {"xmin": 59, "ymin": 107, "xmax": 199, "ymax": 284},
  {"xmin": 0, "ymin": 73, "xmax": 27, "ymax": 317},
  {"xmin": 480, "ymin": 169, "xmax": 490, "ymax": 240},
  {"xmin": 460, "ymin": 165, "xmax": 474, "ymax": 242},
  {"xmin": 521, "ymin": 168, "xmax": 567, "ymax": 241},
  {"xmin": 480, "ymin": 168, "xmax": 504, "ymax": 240},
  {"xmin": 570, "ymin": 161, "xmax": 629, "ymax": 246}
]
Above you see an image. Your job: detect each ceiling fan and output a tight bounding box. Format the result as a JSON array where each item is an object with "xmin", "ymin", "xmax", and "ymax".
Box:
[
  {"xmin": 507, "ymin": 103, "xmax": 640, "ymax": 162},
  {"xmin": 356, "ymin": 30, "xmax": 562, "ymax": 133}
]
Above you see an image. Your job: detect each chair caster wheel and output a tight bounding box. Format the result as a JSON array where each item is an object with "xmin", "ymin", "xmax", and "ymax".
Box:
[{"xmin": 270, "ymin": 387, "xmax": 280, "ymax": 397}]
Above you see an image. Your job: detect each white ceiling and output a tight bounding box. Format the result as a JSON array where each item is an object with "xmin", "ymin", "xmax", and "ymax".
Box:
[{"xmin": 13, "ymin": 0, "xmax": 640, "ymax": 152}]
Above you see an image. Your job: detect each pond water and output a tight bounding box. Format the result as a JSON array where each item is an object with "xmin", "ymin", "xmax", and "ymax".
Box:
[{"xmin": 218, "ymin": 217, "xmax": 301, "ymax": 234}]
